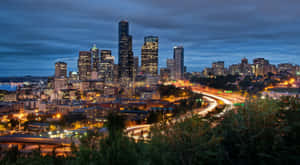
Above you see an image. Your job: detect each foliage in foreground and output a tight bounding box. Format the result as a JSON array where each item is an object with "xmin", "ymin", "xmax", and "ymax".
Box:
[{"xmin": 1, "ymin": 97, "xmax": 300, "ymax": 165}]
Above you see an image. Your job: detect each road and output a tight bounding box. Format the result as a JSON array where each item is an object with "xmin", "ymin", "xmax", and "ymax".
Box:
[
  {"xmin": 0, "ymin": 135, "xmax": 73, "ymax": 157},
  {"xmin": 126, "ymin": 87, "xmax": 234, "ymax": 140}
]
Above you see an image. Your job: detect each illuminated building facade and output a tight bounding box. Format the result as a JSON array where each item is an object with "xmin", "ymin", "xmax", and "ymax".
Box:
[
  {"xmin": 54, "ymin": 62, "xmax": 67, "ymax": 92},
  {"xmin": 141, "ymin": 36, "xmax": 159, "ymax": 76},
  {"xmin": 160, "ymin": 68, "xmax": 170, "ymax": 82},
  {"xmin": 212, "ymin": 61, "xmax": 225, "ymax": 76},
  {"xmin": 118, "ymin": 20, "xmax": 134, "ymax": 83},
  {"xmin": 101, "ymin": 50, "xmax": 112, "ymax": 62},
  {"xmin": 90, "ymin": 44, "xmax": 100, "ymax": 80},
  {"xmin": 55, "ymin": 62, "xmax": 67, "ymax": 78},
  {"xmin": 202, "ymin": 68, "xmax": 213, "ymax": 77},
  {"xmin": 99, "ymin": 55, "xmax": 115, "ymax": 82},
  {"xmin": 78, "ymin": 51, "xmax": 92, "ymax": 80},
  {"xmin": 173, "ymin": 46, "xmax": 184, "ymax": 80},
  {"xmin": 253, "ymin": 58, "xmax": 271, "ymax": 76},
  {"xmin": 278, "ymin": 63, "xmax": 295, "ymax": 75},
  {"xmin": 91, "ymin": 44, "xmax": 99, "ymax": 72},
  {"xmin": 228, "ymin": 64, "xmax": 240, "ymax": 76},
  {"xmin": 167, "ymin": 59, "xmax": 175, "ymax": 80},
  {"xmin": 133, "ymin": 56, "xmax": 139, "ymax": 81},
  {"xmin": 240, "ymin": 58, "xmax": 252, "ymax": 76}
]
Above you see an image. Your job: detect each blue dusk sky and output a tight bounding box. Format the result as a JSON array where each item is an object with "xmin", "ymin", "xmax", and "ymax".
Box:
[{"xmin": 0, "ymin": 0, "xmax": 300, "ymax": 77}]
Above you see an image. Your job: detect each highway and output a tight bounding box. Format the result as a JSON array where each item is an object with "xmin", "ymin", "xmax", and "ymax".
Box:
[
  {"xmin": 126, "ymin": 88, "xmax": 234, "ymax": 140},
  {"xmin": 0, "ymin": 135, "xmax": 72, "ymax": 157}
]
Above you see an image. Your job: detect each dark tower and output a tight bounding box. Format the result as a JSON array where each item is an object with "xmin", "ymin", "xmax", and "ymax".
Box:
[
  {"xmin": 173, "ymin": 46, "xmax": 184, "ymax": 80},
  {"xmin": 118, "ymin": 20, "xmax": 134, "ymax": 83}
]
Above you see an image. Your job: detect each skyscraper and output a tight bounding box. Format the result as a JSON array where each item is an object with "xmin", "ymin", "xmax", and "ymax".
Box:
[
  {"xmin": 253, "ymin": 58, "xmax": 271, "ymax": 76},
  {"xmin": 55, "ymin": 62, "xmax": 67, "ymax": 78},
  {"xmin": 78, "ymin": 51, "xmax": 92, "ymax": 80},
  {"xmin": 212, "ymin": 61, "xmax": 225, "ymax": 76},
  {"xmin": 100, "ymin": 50, "xmax": 112, "ymax": 62},
  {"xmin": 54, "ymin": 62, "xmax": 67, "ymax": 92},
  {"xmin": 240, "ymin": 57, "xmax": 252, "ymax": 76},
  {"xmin": 133, "ymin": 56, "xmax": 139, "ymax": 81},
  {"xmin": 118, "ymin": 20, "xmax": 134, "ymax": 83},
  {"xmin": 99, "ymin": 54, "xmax": 115, "ymax": 82},
  {"xmin": 91, "ymin": 44, "xmax": 99, "ymax": 72},
  {"xmin": 167, "ymin": 59, "xmax": 175, "ymax": 80},
  {"xmin": 160, "ymin": 68, "xmax": 170, "ymax": 82},
  {"xmin": 90, "ymin": 44, "xmax": 99, "ymax": 80},
  {"xmin": 141, "ymin": 36, "xmax": 159, "ymax": 76},
  {"xmin": 173, "ymin": 46, "xmax": 184, "ymax": 80},
  {"xmin": 134, "ymin": 56, "xmax": 139, "ymax": 73}
]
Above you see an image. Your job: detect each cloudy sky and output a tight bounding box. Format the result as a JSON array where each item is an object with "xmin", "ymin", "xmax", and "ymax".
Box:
[{"xmin": 0, "ymin": 0, "xmax": 300, "ymax": 77}]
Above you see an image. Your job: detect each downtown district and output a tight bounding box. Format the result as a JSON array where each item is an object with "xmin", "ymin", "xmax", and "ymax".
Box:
[{"xmin": 0, "ymin": 21, "xmax": 300, "ymax": 156}]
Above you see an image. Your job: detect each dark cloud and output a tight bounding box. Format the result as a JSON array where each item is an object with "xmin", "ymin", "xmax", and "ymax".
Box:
[{"xmin": 0, "ymin": 0, "xmax": 300, "ymax": 76}]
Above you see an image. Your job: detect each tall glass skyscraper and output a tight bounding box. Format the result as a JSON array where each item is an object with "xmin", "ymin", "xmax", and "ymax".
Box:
[
  {"xmin": 91, "ymin": 44, "xmax": 99, "ymax": 72},
  {"xmin": 141, "ymin": 36, "xmax": 159, "ymax": 76},
  {"xmin": 118, "ymin": 20, "xmax": 134, "ymax": 83},
  {"xmin": 78, "ymin": 51, "xmax": 92, "ymax": 80},
  {"xmin": 173, "ymin": 46, "xmax": 184, "ymax": 80},
  {"xmin": 167, "ymin": 58, "xmax": 175, "ymax": 80},
  {"xmin": 55, "ymin": 62, "xmax": 67, "ymax": 78}
]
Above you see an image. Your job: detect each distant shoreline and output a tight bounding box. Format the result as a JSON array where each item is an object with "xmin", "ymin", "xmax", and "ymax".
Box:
[{"xmin": 0, "ymin": 76, "xmax": 49, "ymax": 83}]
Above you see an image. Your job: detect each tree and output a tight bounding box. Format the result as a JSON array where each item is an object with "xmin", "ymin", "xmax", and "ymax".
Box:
[{"xmin": 105, "ymin": 111, "xmax": 126, "ymax": 140}]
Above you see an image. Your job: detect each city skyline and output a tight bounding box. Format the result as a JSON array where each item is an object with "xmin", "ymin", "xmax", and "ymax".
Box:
[
  {"xmin": 1, "ymin": 1, "xmax": 300, "ymax": 162},
  {"xmin": 1, "ymin": 0, "xmax": 300, "ymax": 77}
]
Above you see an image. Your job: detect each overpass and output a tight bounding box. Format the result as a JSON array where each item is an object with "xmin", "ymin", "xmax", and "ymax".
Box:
[
  {"xmin": 0, "ymin": 135, "xmax": 73, "ymax": 156},
  {"xmin": 0, "ymin": 135, "xmax": 71, "ymax": 146}
]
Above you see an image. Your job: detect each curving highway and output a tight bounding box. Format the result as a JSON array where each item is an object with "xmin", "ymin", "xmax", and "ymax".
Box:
[{"xmin": 126, "ymin": 87, "xmax": 234, "ymax": 140}]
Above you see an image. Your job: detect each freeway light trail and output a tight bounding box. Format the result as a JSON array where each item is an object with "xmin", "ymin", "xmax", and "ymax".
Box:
[{"xmin": 126, "ymin": 90, "xmax": 232, "ymax": 140}]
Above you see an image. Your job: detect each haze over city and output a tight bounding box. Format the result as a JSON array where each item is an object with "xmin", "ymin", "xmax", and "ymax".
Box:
[{"xmin": 1, "ymin": 0, "xmax": 300, "ymax": 76}]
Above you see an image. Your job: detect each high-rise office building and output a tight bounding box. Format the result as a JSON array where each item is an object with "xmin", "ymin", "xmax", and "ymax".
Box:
[
  {"xmin": 173, "ymin": 46, "xmax": 184, "ymax": 80},
  {"xmin": 212, "ymin": 61, "xmax": 225, "ymax": 76},
  {"xmin": 133, "ymin": 56, "xmax": 139, "ymax": 81},
  {"xmin": 55, "ymin": 62, "xmax": 67, "ymax": 78},
  {"xmin": 118, "ymin": 20, "xmax": 134, "ymax": 83},
  {"xmin": 141, "ymin": 36, "xmax": 159, "ymax": 76},
  {"xmin": 113, "ymin": 64, "xmax": 119, "ymax": 83},
  {"xmin": 90, "ymin": 44, "xmax": 100, "ymax": 80},
  {"xmin": 167, "ymin": 59, "xmax": 175, "ymax": 80},
  {"xmin": 160, "ymin": 68, "xmax": 170, "ymax": 82},
  {"xmin": 91, "ymin": 44, "xmax": 99, "ymax": 72},
  {"xmin": 240, "ymin": 57, "xmax": 252, "ymax": 76},
  {"xmin": 99, "ymin": 55, "xmax": 115, "ymax": 82},
  {"xmin": 278, "ymin": 63, "xmax": 294, "ymax": 75},
  {"xmin": 134, "ymin": 56, "xmax": 139, "ymax": 73},
  {"xmin": 253, "ymin": 58, "xmax": 271, "ymax": 76},
  {"xmin": 229, "ymin": 64, "xmax": 240, "ymax": 76},
  {"xmin": 54, "ymin": 62, "xmax": 67, "ymax": 92},
  {"xmin": 101, "ymin": 50, "xmax": 112, "ymax": 62},
  {"xmin": 78, "ymin": 51, "xmax": 92, "ymax": 80}
]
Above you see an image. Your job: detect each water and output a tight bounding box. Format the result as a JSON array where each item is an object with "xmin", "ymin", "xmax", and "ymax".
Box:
[{"xmin": 0, "ymin": 84, "xmax": 17, "ymax": 91}]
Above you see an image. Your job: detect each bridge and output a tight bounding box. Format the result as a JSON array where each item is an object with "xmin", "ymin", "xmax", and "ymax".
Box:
[
  {"xmin": 0, "ymin": 135, "xmax": 73, "ymax": 157},
  {"xmin": 0, "ymin": 135, "xmax": 71, "ymax": 146}
]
